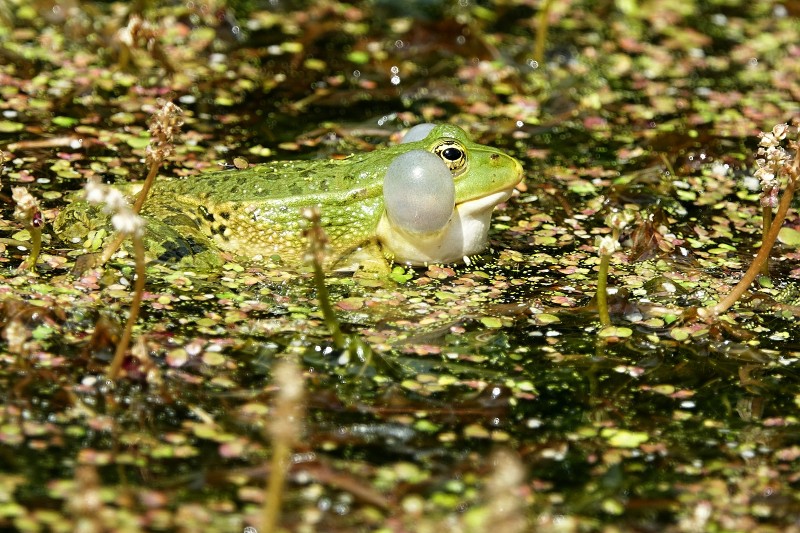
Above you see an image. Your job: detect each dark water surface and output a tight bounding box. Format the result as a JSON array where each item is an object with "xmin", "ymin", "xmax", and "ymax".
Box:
[{"xmin": 1, "ymin": 1, "xmax": 800, "ymax": 531}]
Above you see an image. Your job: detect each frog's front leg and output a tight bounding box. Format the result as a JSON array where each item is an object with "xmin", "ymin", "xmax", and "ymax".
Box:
[{"xmin": 331, "ymin": 239, "xmax": 393, "ymax": 280}]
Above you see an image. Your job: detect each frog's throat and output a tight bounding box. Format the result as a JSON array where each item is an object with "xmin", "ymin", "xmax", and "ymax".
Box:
[{"xmin": 375, "ymin": 189, "xmax": 513, "ymax": 265}]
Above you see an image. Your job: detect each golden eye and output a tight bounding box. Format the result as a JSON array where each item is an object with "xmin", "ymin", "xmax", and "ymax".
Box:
[{"xmin": 434, "ymin": 141, "xmax": 467, "ymax": 174}]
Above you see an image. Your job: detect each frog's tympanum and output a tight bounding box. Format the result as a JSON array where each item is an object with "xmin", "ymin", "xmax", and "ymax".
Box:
[{"xmin": 55, "ymin": 124, "xmax": 523, "ymax": 269}]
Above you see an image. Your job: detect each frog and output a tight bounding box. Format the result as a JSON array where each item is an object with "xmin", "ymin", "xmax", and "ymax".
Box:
[{"xmin": 54, "ymin": 123, "xmax": 523, "ymax": 270}]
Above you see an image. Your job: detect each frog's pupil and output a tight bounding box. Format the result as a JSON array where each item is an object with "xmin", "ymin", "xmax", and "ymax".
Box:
[{"xmin": 442, "ymin": 147, "xmax": 462, "ymax": 161}]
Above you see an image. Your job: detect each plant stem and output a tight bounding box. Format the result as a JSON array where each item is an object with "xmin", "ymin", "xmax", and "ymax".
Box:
[
  {"xmin": 20, "ymin": 225, "xmax": 42, "ymax": 271},
  {"xmin": 303, "ymin": 206, "xmax": 346, "ymax": 349},
  {"xmin": 760, "ymin": 205, "xmax": 772, "ymax": 277},
  {"xmin": 262, "ymin": 440, "xmax": 291, "ymax": 533},
  {"xmin": 708, "ymin": 178, "xmax": 797, "ymax": 316},
  {"xmin": 98, "ymin": 232, "xmax": 126, "ymax": 265},
  {"xmin": 97, "ymin": 159, "xmax": 160, "ymax": 266},
  {"xmin": 132, "ymin": 159, "xmax": 160, "ymax": 213},
  {"xmin": 29, "ymin": 225, "xmax": 41, "ymax": 269},
  {"xmin": 533, "ymin": 0, "xmax": 555, "ymax": 65},
  {"xmin": 311, "ymin": 246, "xmax": 346, "ymax": 350},
  {"xmin": 597, "ymin": 253, "xmax": 612, "ymax": 327},
  {"xmin": 261, "ymin": 362, "xmax": 304, "ymax": 533},
  {"xmin": 107, "ymin": 235, "xmax": 146, "ymax": 380}
]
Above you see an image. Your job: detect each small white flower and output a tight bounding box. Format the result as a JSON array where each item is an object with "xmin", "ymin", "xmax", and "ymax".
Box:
[
  {"xmin": 596, "ymin": 235, "xmax": 621, "ymax": 256},
  {"xmin": 111, "ymin": 211, "xmax": 145, "ymax": 237},
  {"xmin": 758, "ymin": 123, "xmax": 788, "ymax": 149},
  {"xmin": 12, "ymin": 186, "xmax": 41, "ymax": 229},
  {"xmin": 85, "ymin": 177, "xmax": 132, "ymax": 214},
  {"xmin": 754, "ymin": 166, "xmax": 775, "ymax": 185},
  {"xmin": 12, "ymin": 186, "xmax": 38, "ymax": 213},
  {"xmin": 117, "ymin": 15, "xmax": 143, "ymax": 47},
  {"xmin": 771, "ymin": 123, "xmax": 789, "ymax": 140},
  {"xmin": 84, "ymin": 177, "xmax": 109, "ymax": 205},
  {"xmin": 101, "ymin": 187, "xmax": 129, "ymax": 214},
  {"xmin": 84, "ymin": 176, "xmax": 145, "ymax": 236},
  {"xmin": 768, "ymin": 148, "xmax": 789, "ymax": 167},
  {"xmin": 606, "ymin": 209, "xmax": 635, "ymax": 231}
]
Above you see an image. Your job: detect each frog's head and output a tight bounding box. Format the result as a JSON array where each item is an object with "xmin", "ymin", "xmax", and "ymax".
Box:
[{"xmin": 376, "ymin": 124, "xmax": 523, "ymax": 265}]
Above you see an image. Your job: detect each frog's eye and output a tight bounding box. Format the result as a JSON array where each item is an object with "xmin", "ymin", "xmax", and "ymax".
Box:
[
  {"xmin": 400, "ymin": 123, "xmax": 436, "ymax": 143},
  {"xmin": 434, "ymin": 141, "xmax": 467, "ymax": 175},
  {"xmin": 441, "ymin": 147, "xmax": 463, "ymax": 162},
  {"xmin": 383, "ymin": 150, "xmax": 455, "ymax": 234}
]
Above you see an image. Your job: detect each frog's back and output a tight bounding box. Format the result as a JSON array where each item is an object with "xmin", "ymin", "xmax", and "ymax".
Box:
[
  {"xmin": 153, "ymin": 153, "xmax": 394, "ymax": 205},
  {"xmin": 143, "ymin": 154, "xmax": 392, "ymax": 266}
]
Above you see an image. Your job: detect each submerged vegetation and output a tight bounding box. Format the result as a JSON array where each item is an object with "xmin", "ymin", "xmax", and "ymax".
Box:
[{"xmin": 1, "ymin": 0, "xmax": 800, "ymax": 531}]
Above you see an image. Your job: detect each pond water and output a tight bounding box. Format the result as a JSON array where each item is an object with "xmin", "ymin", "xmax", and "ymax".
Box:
[{"xmin": 1, "ymin": 0, "xmax": 799, "ymax": 531}]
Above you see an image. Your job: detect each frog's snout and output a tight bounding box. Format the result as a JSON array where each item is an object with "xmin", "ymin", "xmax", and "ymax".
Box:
[
  {"xmin": 513, "ymin": 157, "xmax": 523, "ymax": 178},
  {"xmin": 489, "ymin": 152, "xmax": 523, "ymax": 179}
]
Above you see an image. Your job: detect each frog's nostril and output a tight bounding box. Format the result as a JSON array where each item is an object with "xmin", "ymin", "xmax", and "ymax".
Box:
[{"xmin": 490, "ymin": 153, "xmax": 499, "ymax": 161}]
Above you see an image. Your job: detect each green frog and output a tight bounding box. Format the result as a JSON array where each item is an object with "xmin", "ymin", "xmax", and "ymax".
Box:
[{"xmin": 54, "ymin": 124, "xmax": 523, "ymax": 269}]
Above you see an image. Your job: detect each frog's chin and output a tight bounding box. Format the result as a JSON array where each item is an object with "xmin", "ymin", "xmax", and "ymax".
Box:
[{"xmin": 376, "ymin": 188, "xmax": 513, "ymax": 266}]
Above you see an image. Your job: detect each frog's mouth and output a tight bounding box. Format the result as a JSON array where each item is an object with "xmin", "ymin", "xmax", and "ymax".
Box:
[
  {"xmin": 456, "ymin": 188, "xmax": 514, "ymax": 216},
  {"xmin": 376, "ymin": 185, "xmax": 516, "ymax": 266}
]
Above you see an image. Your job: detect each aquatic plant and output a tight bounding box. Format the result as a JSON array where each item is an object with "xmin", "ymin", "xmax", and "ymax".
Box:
[
  {"xmin": 755, "ymin": 123, "xmax": 792, "ymax": 276},
  {"xmin": 595, "ymin": 209, "xmax": 634, "ymax": 328},
  {"xmin": 115, "ymin": 14, "xmax": 174, "ymax": 73},
  {"xmin": 134, "ymin": 100, "xmax": 184, "ymax": 212},
  {"xmin": 83, "ymin": 176, "xmax": 146, "ymax": 379},
  {"xmin": 11, "ymin": 186, "xmax": 42, "ymax": 271},
  {"xmin": 302, "ymin": 206, "xmax": 346, "ymax": 348},
  {"xmin": 98, "ymin": 100, "xmax": 183, "ymax": 265},
  {"xmin": 595, "ymin": 234, "xmax": 618, "ymax": 328},
  {"xmin": 301, "ymin": 206, "xmax": 373, "ymax": 367},
  {"xmin": 66, "ymin": 465, "xmax": 106, "ymax": 533},
  {"xmin": 262, "ymin": 361, "xmax": 305, "ymax": 533},
  {"xmin": 701, "ymin": 121, "xmax": 799, "ymax": 318},
  {"xmin": 533, "ymin": 0, "xmax": 555, "ymax": 65},
  {"xmin": 479, "ymin": 448, "xmax": 527, "ymax": 533}
]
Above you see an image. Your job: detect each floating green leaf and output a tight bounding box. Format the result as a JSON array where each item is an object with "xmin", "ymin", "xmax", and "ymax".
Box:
[
  {"xmin": 0, "ymin": 120, "xmax": 23, "ymax": 133},
  {"xmin": 51, "ymin": 116, "xmax": 79, "ymax": 128}
]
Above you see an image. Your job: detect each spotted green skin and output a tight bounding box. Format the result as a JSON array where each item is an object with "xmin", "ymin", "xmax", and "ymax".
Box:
[{"xmin": 55, "ymin": 124, "xmax": 523, "ymax": 268}]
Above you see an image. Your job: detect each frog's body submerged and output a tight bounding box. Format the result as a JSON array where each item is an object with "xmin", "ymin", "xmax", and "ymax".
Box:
[{"xmin": 55, "ymin": 124, "xmax": 523, "ymax": 269}]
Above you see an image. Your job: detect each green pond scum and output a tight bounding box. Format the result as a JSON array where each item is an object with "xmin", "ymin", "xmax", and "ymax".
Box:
[{"xmin": 1, "ymin": 0, "xmax": 800, "ymax": 531}]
